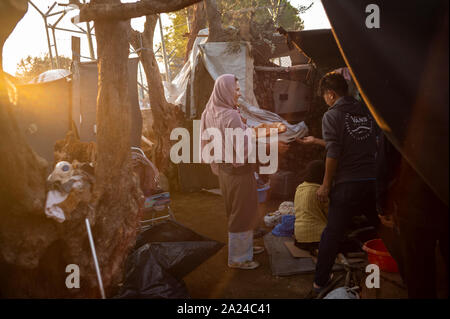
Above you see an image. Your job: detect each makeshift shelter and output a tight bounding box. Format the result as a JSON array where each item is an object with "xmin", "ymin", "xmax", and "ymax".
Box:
[
  {"xmin": 13, "ymin": 59, "xmax": 142, "ymax": 166},
  {"xmin": 14, "ymin": 73, "xmax": 72, "ymax": 165},
  {"xmin": 279, "ymin": 28, "xmax": 345, "ymax": 71},
  {"xmin": 163, "ymin": 28, "xmax": 308, "ymax": 141},
  {"xmin": 72, "ymin": 58, "xmax": 142, "ymax": 147},
  {"xmin": 164, "ymin": 29, "xmax": 311, "ymax": 191}
]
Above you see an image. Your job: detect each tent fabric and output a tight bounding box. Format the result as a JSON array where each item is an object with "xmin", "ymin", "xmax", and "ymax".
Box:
[
  {"xmin": 322, "ymin": 0, "xmax": 449, "ymax": 205},
  {"xmin": 281, "ymin": 29, "xmax": 345, "ymax": 70},
  {"xmin": 198, "ymin": 41, "xmax": 260, "ymax": 109},
  {"xmin": 15, "ymin": 77, "xmax": 71, "ymax": 165},
  {"xmin": 72, "ymin": 58, "xmax": 142, "ymax": 147},
  {"xmin": 164, "ymin": 29, "xmax": 260, "ymax": 118},
  {"xmin": 164, "ymin": 29, "xmax": 208, "ymax": 114}
]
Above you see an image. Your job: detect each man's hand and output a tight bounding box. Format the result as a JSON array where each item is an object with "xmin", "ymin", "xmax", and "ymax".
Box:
[
  {"xmin": 316, "ymin": 184, "xmax": 330, "ymax": 203},
  {"xmin": 296, "ymin": 136, "xmax": 316, "ymax": 145}
]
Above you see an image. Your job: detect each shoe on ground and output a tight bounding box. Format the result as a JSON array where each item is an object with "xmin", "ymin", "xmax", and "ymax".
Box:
[
  {"xmin": 228, "ymin": 260, "xmax": 260, "ymax": 270},
  {"xmin": 253, "ymin": 246, "xmax": 265, "ymax": 255},
  {"xmin": 305, "ymin": 274, "xmax": 335, "ymax": 299}
]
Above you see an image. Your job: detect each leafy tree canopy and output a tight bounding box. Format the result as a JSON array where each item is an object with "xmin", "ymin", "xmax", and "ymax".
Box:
[
  {"xmin": 162, "ymin": 9, "xmax": 190, "ymax": 77},
  {"xmin": 15, "ymin": 53, "xmax": 71, "ymax": 82},
  {"xmin": 162, "ymin": 0, "xmax": 311, "ymax": 76}
]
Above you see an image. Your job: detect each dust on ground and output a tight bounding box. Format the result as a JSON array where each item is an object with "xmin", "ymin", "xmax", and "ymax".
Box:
[{"xmin": 168, "ymin": 191, "xmax": 408, "ymax": 299}]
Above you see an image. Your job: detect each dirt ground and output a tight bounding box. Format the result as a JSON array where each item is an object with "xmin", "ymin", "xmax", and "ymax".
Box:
[{"xmin": 168, "ymin": 191, "xmax": 409, "ymax": 299}]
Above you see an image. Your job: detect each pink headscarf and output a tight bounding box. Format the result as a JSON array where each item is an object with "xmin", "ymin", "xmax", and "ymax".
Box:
[{"xmin": 199, "ymin": 74, "xmax": 249, "ymax": 175}]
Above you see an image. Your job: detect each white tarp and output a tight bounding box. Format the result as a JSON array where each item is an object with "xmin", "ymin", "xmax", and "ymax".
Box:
[
  {"xmin": 29, "ymin": 69, "xmax": 71, "ymax": 84},
  {"xmin": 163, "ymin": 28, "xmax": 308, "ymax": 141},
  {"xmin": 198, "ymin": 41, "xmax": 259, "ymax": 109},
  {"xmin": 164, "ymin": 29, "xmax": 208, "ymax": 115},
  {"xmin": 163, "ymin": 28, "xmax": 259, "ymax": 118}
]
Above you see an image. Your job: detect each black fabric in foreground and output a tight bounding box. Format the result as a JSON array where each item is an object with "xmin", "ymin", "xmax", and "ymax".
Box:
[{"xmin": 115, "ymin": 220, "xmax": 224, "ymax": 299}]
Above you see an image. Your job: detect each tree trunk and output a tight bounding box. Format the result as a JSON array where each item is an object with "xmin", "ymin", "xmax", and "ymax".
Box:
[
  {"xmin": 0, "ymin": 1, "xmax": 46, "ymax": 215},
  {"xmin": 204, "ymin": 0, "xmax": 227, "ymax": 42},
  {"xmin": 0, "ymin": 0, "xmax": 69, "ymax": 297},
  {"xmin": 88, "ymin": 0, "xmax": 143, "ymax": 297},
  {"xmin": 184, "ymin": 2, "xmax": 206, "ymax": 61},
  {"xmin": 0, "ymin": 0, "xmax": 141, "ymax": 298},
  {"xmin": 128, "ymin": 15, "xmax": 184, "ymax": 177},
  {"xmin": 0, "ymin": 0, "xmax": 197, "ymax": 297}
]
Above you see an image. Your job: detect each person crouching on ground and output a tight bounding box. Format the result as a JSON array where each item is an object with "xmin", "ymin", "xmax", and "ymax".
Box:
[
  {"xmin": 199, "ymin": 74, "xmax": 288, "ymax": 270},
  {"xmin": 294, "ymin": 160, "xmax": 328, "ymax": 256},
  {"xmin": 296, "ymin": 72, "xmax": 378, "ymax": 297}
]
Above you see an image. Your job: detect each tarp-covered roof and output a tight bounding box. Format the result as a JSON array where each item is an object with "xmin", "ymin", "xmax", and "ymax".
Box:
[{"xmin": 279, "ymin": 28, "xmax": 345, "ymax": 70}]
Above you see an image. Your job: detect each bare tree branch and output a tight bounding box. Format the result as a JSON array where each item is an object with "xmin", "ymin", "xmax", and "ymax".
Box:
[
  {"xmin": 79, "ymin": 0, "xmax": 202, "ymax": 22},
  {"xmin": 127, "ymin": 17, "xmax": 184, "ymax": 173}
]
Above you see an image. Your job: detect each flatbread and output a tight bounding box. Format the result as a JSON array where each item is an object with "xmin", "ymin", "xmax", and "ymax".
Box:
[{"xmin": 255, "ymin": 122, "xmax": 287, "ymax": 137}]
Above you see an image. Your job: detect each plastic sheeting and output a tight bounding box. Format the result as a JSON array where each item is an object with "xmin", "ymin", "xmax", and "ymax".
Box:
[
  {"xmin": 115, "ymin": 220, "xmax": 224, "ymax": 299},
  {"xmin": 198, "ymin": 42, "xmax": 260, "ymax": 109},
  {"xmin": 239, "ymin": 99, "xmax": 308, "ymax": 143},
  {"xmin": 324, "ymin": 287, "xmax": 360, "ymax": 299},
  {"xmin": 29, "ymin": 69, "xmax": 71, "ymax": 84},
  {"xmin": 163, "ymin": 29, "xmax": 309, "ymax": 144},
  {"xmin": 164, "ymin": 29, "xmax": 258, "ymax": 118},
  {"xmin": 164, "ymin": 29, "xmax": 208, "ymax": 114}
]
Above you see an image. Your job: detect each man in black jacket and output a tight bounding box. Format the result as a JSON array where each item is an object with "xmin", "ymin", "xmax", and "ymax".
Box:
[{"xmin": 297, "ymin": 72, "xmax": 378, "ymax": 295}]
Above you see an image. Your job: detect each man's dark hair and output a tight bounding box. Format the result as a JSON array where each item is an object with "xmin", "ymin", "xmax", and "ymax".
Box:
[
  {"xmin": 302, "ymin": 160, "xmax": 325, "ymax": 184},
  {"xmin": 318, "ymin": 71, "xmax": 348, "ymax": 97}
]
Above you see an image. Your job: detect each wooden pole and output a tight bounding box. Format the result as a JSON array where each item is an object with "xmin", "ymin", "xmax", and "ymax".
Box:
[
  {"xmin": 158, "ymin": 14, "xmax": 171, "ymax": 82},
  {"xmin": 72, "ymin": 36, "xmax": 81, "ymax": 63}
]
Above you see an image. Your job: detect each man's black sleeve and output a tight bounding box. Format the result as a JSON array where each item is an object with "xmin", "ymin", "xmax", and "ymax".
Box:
[{"xmin": 322, "ymin": 111, "xmax": 341, "ymax": 159}]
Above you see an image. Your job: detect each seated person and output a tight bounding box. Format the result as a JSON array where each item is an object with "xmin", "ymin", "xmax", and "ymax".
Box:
[{"xmin": 294, "ymin": 160, "xmax": 328, "ymax": 255}]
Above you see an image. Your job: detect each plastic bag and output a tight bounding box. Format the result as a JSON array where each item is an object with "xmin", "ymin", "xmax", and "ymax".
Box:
[
  {"xmin": 115, "ymin": 220, "xmax": 224, "ymax": 299},
  {"xmin": 131, "ymin": 147, "xmax": 162, "ymax": 196},
  {"xmin": 324, "ymin": 287, "xmax": 360, "ymax": 299}
]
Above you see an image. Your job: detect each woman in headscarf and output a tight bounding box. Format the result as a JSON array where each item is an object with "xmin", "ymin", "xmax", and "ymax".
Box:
[{"xmin": 199, "ymin": 74, "xmax": 267, "ymax": 270}]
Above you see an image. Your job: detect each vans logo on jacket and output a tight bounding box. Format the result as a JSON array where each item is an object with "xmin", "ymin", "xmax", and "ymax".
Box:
[
  {"xmin": 322, "ymin": 96, "xmax": 378, "ymax": 184},
  {"xmin": 344, "ymin": 113, "xmax": 373, "ymax": 141}
]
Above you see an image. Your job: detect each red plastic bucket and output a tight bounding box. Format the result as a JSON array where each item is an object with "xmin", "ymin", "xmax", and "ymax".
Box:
[{"xmin": 362, "ymin": 239, "xmax": 399, "ymax": 273}]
